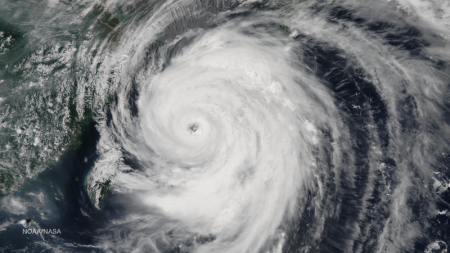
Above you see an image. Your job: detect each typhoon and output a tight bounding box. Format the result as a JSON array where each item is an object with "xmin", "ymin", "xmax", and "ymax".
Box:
[{"xmin": 0, "ymin": 0, "xmax": 450, "ymax": 252}]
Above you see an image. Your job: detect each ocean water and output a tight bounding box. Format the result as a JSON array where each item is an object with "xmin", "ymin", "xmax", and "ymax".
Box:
[
  {"xmin": 1, "ymin": 0, "xmax": 450, "ymax": 252},
  {"xmin": 0, "ymin": 122, "xmax": 103, "ymax": 252}
]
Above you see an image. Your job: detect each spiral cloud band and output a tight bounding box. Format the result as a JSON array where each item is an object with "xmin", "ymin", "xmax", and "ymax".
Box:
[
  {"xmin": 86, "ymin": 0, "xmax": 450, "ymax": 252},
  {"xmin": 137, "ymin": 24, "xmax": 329, "ymax": 252}
]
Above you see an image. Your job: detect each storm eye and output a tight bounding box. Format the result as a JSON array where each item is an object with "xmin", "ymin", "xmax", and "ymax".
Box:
[{"xmin": 188, "ymin": 123, "xmax": 201, "ymax": 135}]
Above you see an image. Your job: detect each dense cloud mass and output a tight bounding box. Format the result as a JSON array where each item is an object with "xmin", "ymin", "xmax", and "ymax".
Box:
[
  {"xmin": 92, "ymin": 0, "xmax": 450, "ymax": 252},
  {"xmin": 1, "ymin": 0, "xmax": 450, "ymax": 252}
]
